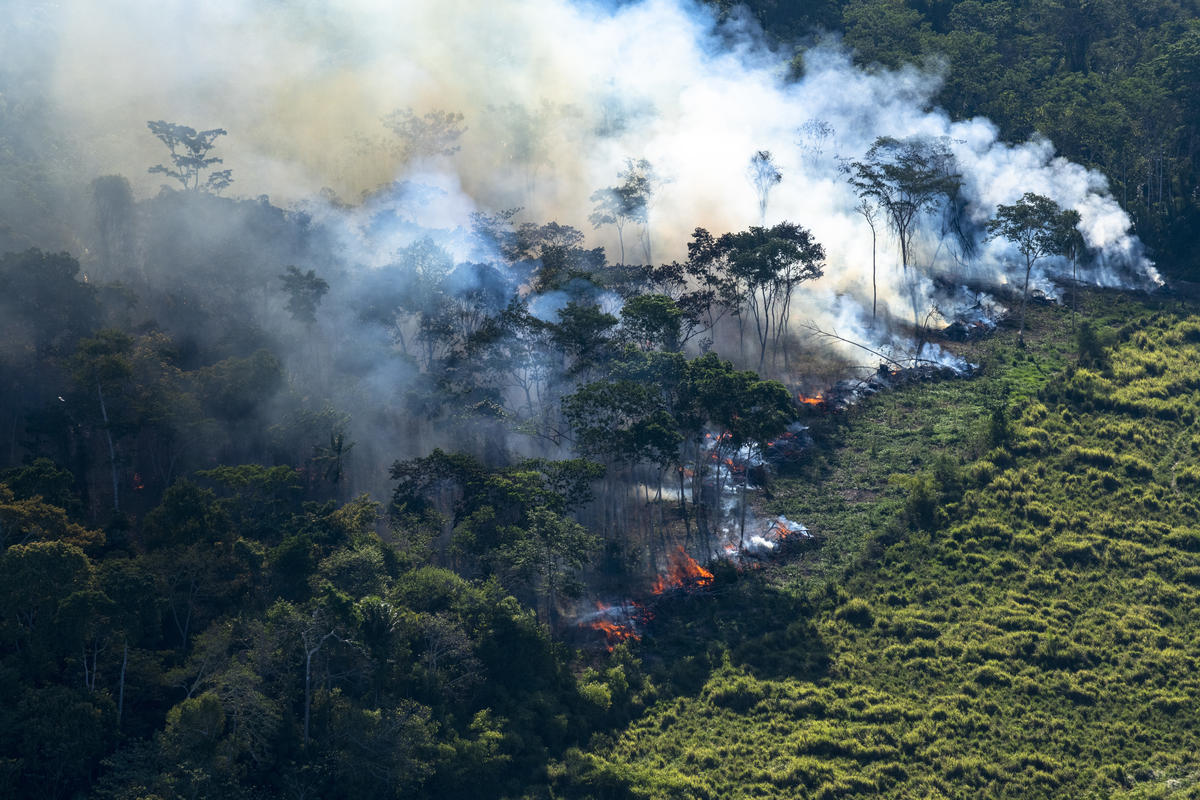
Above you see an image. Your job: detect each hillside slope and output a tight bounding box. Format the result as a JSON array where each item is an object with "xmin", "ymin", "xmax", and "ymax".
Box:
[{"xmin": 570, "ymin": 295, "xmax": 1200, "ymax": 799}]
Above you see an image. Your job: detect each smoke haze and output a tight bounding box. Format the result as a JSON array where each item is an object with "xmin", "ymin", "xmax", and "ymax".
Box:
[{"xmin": 2, "ymin": 0, "xmax": 1162, "ymax": 475}]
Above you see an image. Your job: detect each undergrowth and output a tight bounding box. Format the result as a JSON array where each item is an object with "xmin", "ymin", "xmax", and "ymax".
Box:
[{"xmin": 564, "ymin": 290, "xmax": 1200, "ymax": 799}]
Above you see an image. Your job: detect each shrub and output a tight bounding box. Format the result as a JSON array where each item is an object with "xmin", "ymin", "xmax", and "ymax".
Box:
[
  {"xmin": 835, "ymin": 597, "xmax": 875, "ymax": 627},
  {"xmin": 704, "ymin": 674, "xmax": 766, "ymax": 712}
]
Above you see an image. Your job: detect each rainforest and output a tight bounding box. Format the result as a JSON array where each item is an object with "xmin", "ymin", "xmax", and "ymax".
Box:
[{"xmin": 1, "ymin": 0, "xmax": 1199, "ymax": 798}]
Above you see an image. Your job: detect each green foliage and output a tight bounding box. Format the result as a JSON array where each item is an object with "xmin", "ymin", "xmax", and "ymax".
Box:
[
  {"xmin": 834, "ymin": 597, "xmax": 875, "ymax": 627},
  {"xmin": 586, "ymin": 303, "xmax": 1200, "ymax": 799},
  {"xmin": 0, "ymin": 249, "xmax": 99, "ymax": 358},
  {"xmin": 800, "ymin": 0, "xmax": 1200, "ymax": 277},
  {"xmin": 1077, "ymin": 319, "xmax": 1106, "ymax": 367}
]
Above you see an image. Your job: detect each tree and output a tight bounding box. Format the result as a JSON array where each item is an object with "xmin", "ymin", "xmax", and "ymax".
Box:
[
  {"xmin": 620, "ymin": 294, "xmax": 684, "ymax": 352},
  {"xmin": 71, "ymin": 330, "xmax": 135, "ymax": 513},
  {"xmin": 0, "ymin": 540, "xmax": 94, "ymax": 669},
  {"xmin": 548, "ymin": 301, "xmax": 619, "ymax": 377},
  {"xmin": 91, "ymin": 175, "xmax": 135, "ymax": 274},
  {"xmin": 312, "ymin": 431, "xmax": 355, "ymax": 492},
  {"xmin": 683, "ymin": 353, "xmax": 794, "ymax": 548},
  {"xmin": 269, "ymin": 599, "xmax": 349, "ymax": 746},
  {"xmin": 0, "ymin": 483, "xmax": 102, "ymax": 551},
  {"xmin": 500, "ymin": 508, "xmax": 598, "ymax": 632},
  {"xmin": 986, "ymin": 192, "xmax": 1073, "ymax": 345},
  {"xmin": 856, "ymin": 197, "xmax": 881, "ymax": 321},
  {"xmin": 0, "ymin": 249, "xmax": 98, "ymax": 362},
  {"xmin": 1057, "ymin": 208, "xmax": 1086, "ymax": 328},
  {"xmin": 383, "ymin": 107, "xmax": 466, "ymax": 160},
  {"xmin": 590, "ymin": 158, "xmax": 658, "ymax": 264},
  {"xmin": 141, "ymin": 481, "xmax": 251, "ymax": 649},
  {"xmin": 467, "ymin": 300, "xmax": 554, "ymax": 419},
  {"xmin": 840, "ymin": 0, "xmax": 929, "ymax": 70},
  {"xmin": 563, "ymin": 362, "xmax": 683, "ymax": 556},
  {"xmin": 747, "ymin": 150, "xmax": 782, "ymax": 225},
  {"xmin": 846, "ymin": 136, "xmax": 960, "ymax": 273},
  {"xmin": 279, "ymin": 266, "xmax": 329, "ymax": 325},
  {"xmin": 146, "ymin": 121, "xmax": 233, "ymax": 193},
  {"xmin": 798, "ymin": 119, "xmax": 835, "ymax": 168},
  {"xmin": 691, "ymin": 223, "xmax": 826, "ymax": 371}
]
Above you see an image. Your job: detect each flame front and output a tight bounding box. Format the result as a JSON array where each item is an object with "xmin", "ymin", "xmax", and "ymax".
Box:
[
  {"xmin": 797, "ymin": 393, "xmax": 824, "ymax": 406},
  {"xmin": 589, "ymin": 620, "xmax": 640, "ymax": 650},
  {"xmin": 588, "ymin": 602, "xmax": 642, "ymax": 651},
  {"xmin": 652, "ymin": 547, "xmax": 715, "ymax": 594}
]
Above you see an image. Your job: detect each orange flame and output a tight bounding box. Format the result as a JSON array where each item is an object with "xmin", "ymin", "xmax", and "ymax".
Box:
[
  {"xmin": 770, "ymin": 521, "xmax": 794, "ymax": 539},
  {"xmin": 588, "ymin": 602, "xmax": 641, "ymax": 651},
  {"xmin": 797, "ymin": 393, "xmax": 824, "ymax": 406},
  {"xmin": 651, "ymin": 547, "xmax": 715, "ymax": 594}
]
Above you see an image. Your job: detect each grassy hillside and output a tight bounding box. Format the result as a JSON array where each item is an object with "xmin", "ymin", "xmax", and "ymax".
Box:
[{"xmin": 567, "ymin": 292, "xmax": 1200, "ymax": 799}]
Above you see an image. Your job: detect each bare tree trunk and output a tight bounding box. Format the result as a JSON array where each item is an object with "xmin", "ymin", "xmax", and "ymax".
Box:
[
  {"xmin": 545, "ymin": 543, "xmax": 557, "ymax": 633},
  {"xmin": 97, "ymin": 383, "xmax": 119, "ymax": 511},
  {"xmin": 117, "ymin": 639, "xmax": 128, "ymax": 728},
  {"xmin": 304, "ymin": 649, "xmax": 314, "ymax": 745},
  {"xmin": 738, "ymin": 465, "xmax": 749, "ymax": 550},
  {"xmin": 871, "ymin": 229, "xmax": 878, "ymax": 321},
  {"xmin": 692, "ymin": 439, "xmax": 710, "ymax": 554},
  {"xmin": 657, "ymin": 469, "xmax": 666, "ymax": 534},
  {"xmin": 678, "ymin": 465, "xmax": 691, "ymax": 544},
  {"xmin": 1019, "ymin": 257, "xmax": 1033, "ymax": 346}
]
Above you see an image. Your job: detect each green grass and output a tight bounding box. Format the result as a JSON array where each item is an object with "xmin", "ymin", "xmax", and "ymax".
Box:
[{"xmin": 569, "ymin": 290, "xmax": 1200, "ymax": 799}]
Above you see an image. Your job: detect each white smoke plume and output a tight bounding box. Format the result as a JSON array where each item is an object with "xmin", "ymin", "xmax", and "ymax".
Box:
[{"xmin": 8, "ymin": 0, "xmax": 1158, "ymax": 354}]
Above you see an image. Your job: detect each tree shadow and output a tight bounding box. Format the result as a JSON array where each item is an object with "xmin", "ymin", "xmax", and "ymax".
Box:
[{"xmin": 634, "ymin": 563, "xmax": 830, "ymax": 697}]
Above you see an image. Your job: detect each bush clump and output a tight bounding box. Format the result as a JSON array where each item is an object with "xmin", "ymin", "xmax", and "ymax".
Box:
[{"xmin": 835, "ymin": 597, "xmax": 875, "ymax": 628}]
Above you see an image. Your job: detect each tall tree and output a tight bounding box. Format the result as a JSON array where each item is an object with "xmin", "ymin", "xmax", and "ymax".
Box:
[
  {"xmin": 798, "ymin": 118, "xmax": 835, "ymax": 168},
  {"xmin": 590, "ymin": 158, "xmax": 658, "ymax": 264},
  {"xmin": 856, "ymin": 197, "xmax": 881, "ymax": 321},
  {"xmin": 689, "ymin": 223, "xmax": 826, "ymax": 371},
  {"xmin": 1057, "ymin": 208, "xmax": 1086, "ymax": 329},
  {"xmin": 846, "ymin": 136, "xmax": 960, "ymax": 273},
  {"xmin": 279, "ymin": 266, "xmax": 330, "ymax": 325},
  {"xmin": 146, "ymin": 121, "xmax": 233, "ymax": 193},
  {"xmin": 71, "ymin": 331, "xmax": 135, "ymax": 513},
  {"xmin": 747, "ymin": 150, "xmax": 783, "ymax": 225},
  {"xmin": 91, "ymin": 175, "xmax": 135, "ymax": 275},
  {"xmin": 683, "ymin": 353, "xmax": 794, "ymax": 548},
  {"xmin": 986, "ymin": 192, "xmax": 1074, "ymax": 345},
  {"xmin": 500, "ymin": 508, "xmax": 598, "ymax": 632},
  {"xmin": 620, "ymin": 294, "xmax": 684, "ymax": 352}
]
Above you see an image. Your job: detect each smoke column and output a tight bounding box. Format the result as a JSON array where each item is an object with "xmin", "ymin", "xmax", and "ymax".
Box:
[{"xmin": 7, "ymin": 0, "xmax": 1159, "ymax": 354}]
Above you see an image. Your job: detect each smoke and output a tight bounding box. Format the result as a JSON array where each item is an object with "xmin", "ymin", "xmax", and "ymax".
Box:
[
  {"xmin": 2, "ymin": 0, "xmax": 1162, "ymax": 487},
  {"xmin": 14, "ymin": 0, "xmax": 1155, "ymax": 306}
]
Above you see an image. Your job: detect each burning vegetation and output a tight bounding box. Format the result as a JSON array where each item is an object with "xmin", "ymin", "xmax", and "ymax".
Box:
[
  {"xmin": 585, "ymin": 602, "xmax": 647, "ymax": 651},
  {"xmin": 651, "ymin": 547, "xmax": 715, "ymax": 594}
]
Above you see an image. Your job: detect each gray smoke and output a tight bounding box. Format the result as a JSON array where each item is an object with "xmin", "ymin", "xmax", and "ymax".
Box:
[{"xmin": 1, "ymin": 0, "xmax": 1161, "ymax": 456}]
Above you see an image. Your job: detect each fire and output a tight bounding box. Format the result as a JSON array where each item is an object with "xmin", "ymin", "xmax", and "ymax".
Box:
[
  {"xmin": 797, "ymin": 392, "xmax": 824, "ymax": 406},
  {"xmin": 589, "ymin": 620, "xmax": 640, "ymax": 650},
  {"xmin": 651, "ymin": 547, "xmax": 714, "ymax": 594},
  {"xmin": 587, "ymin": 602, "xmax": 642, "ymax": 651}
]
